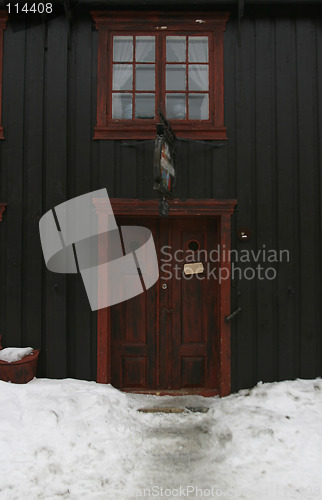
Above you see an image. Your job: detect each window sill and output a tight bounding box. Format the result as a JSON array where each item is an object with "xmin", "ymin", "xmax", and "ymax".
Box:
[{"xmin": 93, "ymin": 124, "xmax": 227, "ymax": 140}]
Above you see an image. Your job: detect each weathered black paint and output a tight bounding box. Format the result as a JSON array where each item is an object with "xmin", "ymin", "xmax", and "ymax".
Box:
[{"xmin": 0, "ymin": 4, "xmax": 321, "ymax": 392}]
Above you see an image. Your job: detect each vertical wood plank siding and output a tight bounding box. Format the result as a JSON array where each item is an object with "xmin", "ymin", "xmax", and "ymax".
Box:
[{"xmin": 0, "ymin": 6, "xmax": 320, "ymax": 392}]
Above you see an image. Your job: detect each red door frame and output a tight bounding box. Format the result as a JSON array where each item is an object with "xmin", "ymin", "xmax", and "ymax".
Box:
[{"xmin": 93, "ymin": 198, "xmax": 237, "ymax": 397}]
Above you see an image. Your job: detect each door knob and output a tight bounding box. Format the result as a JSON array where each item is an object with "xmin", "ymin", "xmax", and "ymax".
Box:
[{"xmin": 162, "ymin": 283, "xmax": 167, "ymax": 289}]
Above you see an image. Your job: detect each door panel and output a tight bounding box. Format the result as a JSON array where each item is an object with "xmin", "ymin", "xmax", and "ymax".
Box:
[
  {"xmin": 110, "ymin": 218, "xmax": 159, "ymax": 389},
  {"xmin": 170, "ymin": 219, "xmax": 219, "ymax": 389},
  {"xmin": 110, "ymin": 216, "xmax": 219, "ymax": 392}
]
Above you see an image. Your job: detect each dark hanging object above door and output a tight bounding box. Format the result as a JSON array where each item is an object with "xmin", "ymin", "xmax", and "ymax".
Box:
[
  {"xmin": 158, "ymin": 196, "xmax": 169, "ymax": 217},
  {"xmin": 153, "ymin": 112, "xmax": 176, "ymax": 202},
  {"xmin": 121, "ymin": 111, "xmax": 224, "ymax": 216}
]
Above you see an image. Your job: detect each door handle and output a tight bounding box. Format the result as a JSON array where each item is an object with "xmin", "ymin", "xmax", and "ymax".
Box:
[
  {"xmin": 162, "ymin": 307, "xmax": 173, "ymax": 314},
  {"xmin": 225, "ymin": 307, "xmax": 242, "ymax": 323}
]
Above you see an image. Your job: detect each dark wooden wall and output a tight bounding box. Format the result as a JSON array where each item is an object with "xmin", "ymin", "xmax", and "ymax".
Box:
[{"xmin": 0, "ymin": 4, "xmax": 321, "ymax": 392}]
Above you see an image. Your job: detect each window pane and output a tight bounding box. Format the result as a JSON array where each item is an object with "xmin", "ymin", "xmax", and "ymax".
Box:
[
  {"xmin": 113, "ymin": 36, "xmax": 133, "ymax": 62},
  {"xmin": 136, "ymin": 64, "xmax": 155, "ymax": 91},
  {"xmin": 166, "ymin": 36, "xmax": 186, "ymax": 62},
  {"xmin": 189, "ymin": 94, "xmax": 209, "ymax": 120},
  {"xmin": 136, "ymin": 36, "xmax": 155, "ymax": 62},
  {"xmin": 112, "ymin": 93, "xmax": 132, "ymax": 119},
  {"xmin": 135, "ymin": 94, "xmax": 155, "ymax": 119},
  {"xmin": 113, "ymin": 64, "xmax": 133, "ymax": 91},
  {"xmin": 188, "ymin": 36, "xmax": 208, "ymax": 63},
  {"xmin": 189, "ymin": 65, "xmax": 208, "ymax": 91},
  {"xmin": 166, "ymin": 64, "xmax": 186, "ymax": 91},
  {"xmin": 166, "ymin": 94, "xmax": 186, "ymax": 119}
]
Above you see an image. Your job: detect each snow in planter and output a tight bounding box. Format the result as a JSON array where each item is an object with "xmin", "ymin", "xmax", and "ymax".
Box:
[{"xmin": 0, "ymin": 347, "xmax": 34, "ymax": 363}]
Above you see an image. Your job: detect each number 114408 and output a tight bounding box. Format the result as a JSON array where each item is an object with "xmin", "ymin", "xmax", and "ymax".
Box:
[{"xmin": 6, "ymin": 3, "xmax": 53, "ymax": 14}]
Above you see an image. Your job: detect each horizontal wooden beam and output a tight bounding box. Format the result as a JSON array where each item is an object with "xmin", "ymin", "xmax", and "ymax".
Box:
[
  {"xmin": 82, "ymin": 0, "xmax": 321, "ymax": 6},
  {"xmin": 93, "ymin": 198, "xmax": 237, "ymax": 217}
]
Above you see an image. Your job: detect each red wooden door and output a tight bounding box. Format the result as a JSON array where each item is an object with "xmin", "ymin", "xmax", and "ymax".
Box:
[{"xmin": 110, "ymin": 216, "xmax": 220, "ymax": 394}]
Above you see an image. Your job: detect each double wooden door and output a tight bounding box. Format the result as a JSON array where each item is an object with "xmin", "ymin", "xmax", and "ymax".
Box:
[{"xmin": 110, "ymin": 216, "xmax": 220, "ymax": 394}]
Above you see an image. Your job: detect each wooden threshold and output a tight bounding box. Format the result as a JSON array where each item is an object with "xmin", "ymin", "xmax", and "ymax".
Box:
[
  {"xmin": 138, "ymin": 406, "xmax": 209, "ymax": 413},
  {"xmin": 123, "ymin": 388, "xmax": 219, "ymax": 397}
]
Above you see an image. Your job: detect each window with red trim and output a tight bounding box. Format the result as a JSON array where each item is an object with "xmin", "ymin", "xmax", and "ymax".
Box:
[
  {"xmin": 0, "ymin": 12, "xmax": 8, "ymax": 140},
  {"xmin": 92, "ymin": 11, "xmax": 230, "ymax": 140}
]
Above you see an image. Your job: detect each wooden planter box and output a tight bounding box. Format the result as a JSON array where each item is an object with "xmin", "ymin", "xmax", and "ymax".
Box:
[{"xmin": 0, "ymin": 350, "xmax": 39, "ymax": 384}]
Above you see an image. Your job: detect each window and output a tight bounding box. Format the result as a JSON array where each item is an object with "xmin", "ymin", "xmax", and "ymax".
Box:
[
  {"xmin": 92, "ymin": 11, "xmax": 230, "ymax": 140},
  {"xmin": 0, "ymin": 12, "xmax": 8, "ymax": 139}
]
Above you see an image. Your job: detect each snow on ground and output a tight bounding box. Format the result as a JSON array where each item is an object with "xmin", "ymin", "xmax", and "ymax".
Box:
[{"xmin": 0, "ymin": 378, "xmax": 321, "ymax": 500}]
